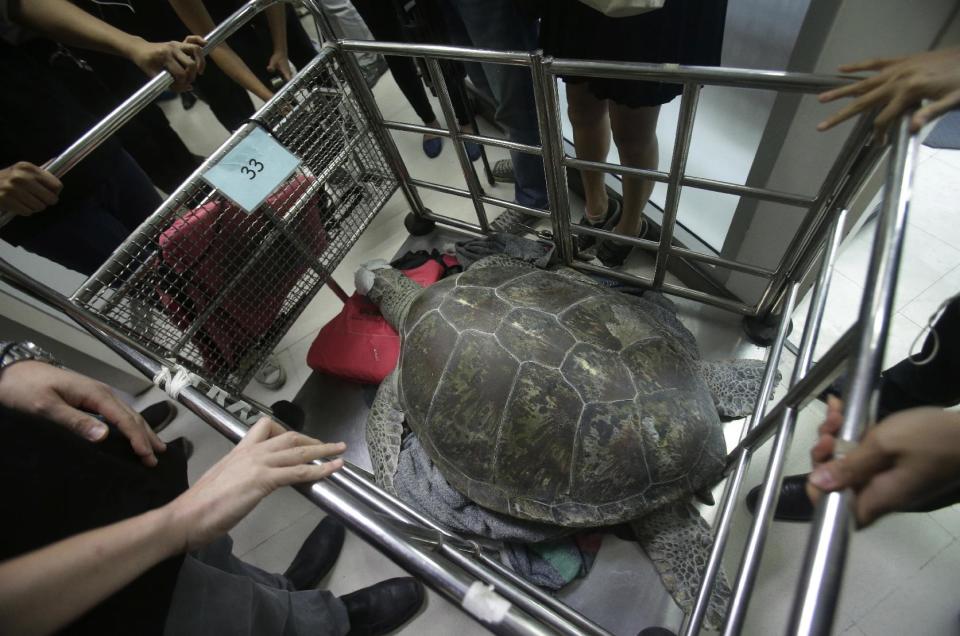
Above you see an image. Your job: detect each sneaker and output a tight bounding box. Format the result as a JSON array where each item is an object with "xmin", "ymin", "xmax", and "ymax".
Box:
[
  {"xmin": 271, "ymin": 399, "xmax": 305, "ymax": 432},
  {"xmin": 139, "ymin": 401, "xmax": 177, "ymax": 434},
  {"xmin": 340, "ymin": 577, "xmax": 425, "ymax": 636},
  {"xmin": 489, "ymin": 208, "xmax": 539, "ymax": 235},
  {"xmin": 422, "ymin": 136, "xmax": 443, "ymax": 158},
  {"xmin": 361, "ymin": 57, "xmax": 389, "ymax": 89},
  {"xmin": 577, "ymin": 198, "xmax": 622, "ymax": 252},
  {"xmin": 595, "ymin": 215, "xmax": 648, "ymax": 268},
  {"xmin": 255, "ymin": 357, "xmax": 287, "ymax": 390},
  {"xmin": 465, "ymin": 141, "xmax": 482, "ymax": 162},
  {"xmin": 284, "ymin": 516, "xmax": 346, "ymax": 590},
  {"xmin": 492, "ymin": 158, "xmax": 515, "ymax": 183}
]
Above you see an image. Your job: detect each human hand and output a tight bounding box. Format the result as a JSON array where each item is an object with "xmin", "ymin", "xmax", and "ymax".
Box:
[
  {"xmin": 817, "ymin": 47, "xmax": 960, "ymax": 134},
  {"xmin": 0, "ymin": 361, "xmax": 166, "ymax": 466},
  {"xmin": 0, "ymin": 162, "xmax": 62, "ymax": 217},
  {"xmin": 128, "ymin": 35, "xmax": 206, "ymax": 92},
  {"xmin": 167, "ymin": 418, "xmax": 345, "ymax": 550},
  {"xmin": 267, "ymin": 50, "xmax": 292, "ymax": 82},
  {"xmin": 806, "ymin": 398, "xmax": 960, "ymax": 527}
]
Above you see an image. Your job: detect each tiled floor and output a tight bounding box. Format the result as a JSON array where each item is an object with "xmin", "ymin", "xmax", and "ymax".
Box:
[{"xmin": 143, "ymin": 66, "xmax": 960, "ymax": 635}]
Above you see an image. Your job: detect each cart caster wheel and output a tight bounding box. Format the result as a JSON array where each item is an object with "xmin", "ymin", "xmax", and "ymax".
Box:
[
  {"xmin": 404, "ymin": 211, "xmax": 435, "ymax": 236},
  {"xmin": 742, "ymin": 313, "xmax": 792, "ymax": 347}
]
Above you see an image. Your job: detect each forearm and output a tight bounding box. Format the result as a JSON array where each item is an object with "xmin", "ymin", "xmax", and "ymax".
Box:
[
  {"xmin": 10, "ymin": 0, "xmax": 143, "ymax": 60},
  {"xmin": 265, "ymin": 4, "xmax": 288, "ymax": 56},
  {"xmin": 0, "ymin": 506, "xmax": 185, "ymax": 636},
  {"xmin": 168, "ymin": 0, "xmax": 273, "ymax": 100}
]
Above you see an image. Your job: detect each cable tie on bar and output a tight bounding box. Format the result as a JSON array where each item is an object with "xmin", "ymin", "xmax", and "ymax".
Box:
[
  {"xmin": 461, "ymin": 582, "xmax": 510, "ymax": 624},
  {"xmin": 153, "ymin": 366, "xmax": 197, "ymax": 400}
]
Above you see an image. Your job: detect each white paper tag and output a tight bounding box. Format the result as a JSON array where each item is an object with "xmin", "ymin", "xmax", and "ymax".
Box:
[
  {"xmin": 202, "ymin": 126, "xmax": 301, "ymax": 213},
  {"xmin": 461, "ymin": 582, "xmax": 510, "ymax": 624}
]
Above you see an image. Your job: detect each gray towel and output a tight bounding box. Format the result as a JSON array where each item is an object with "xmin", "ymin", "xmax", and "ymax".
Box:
[{"xmin": 455, "ymin": 233, "xmax": 556, "ymax": 270}]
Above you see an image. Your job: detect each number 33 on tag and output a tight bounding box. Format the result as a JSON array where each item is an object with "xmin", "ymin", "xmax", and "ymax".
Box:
[{"xmin": 202, "ymin": 126, "xmax": 302, "ymax": 214}]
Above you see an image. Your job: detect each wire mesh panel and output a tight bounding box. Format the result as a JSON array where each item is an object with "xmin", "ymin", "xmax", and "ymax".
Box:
[{"xmin": 71, "ymin": 48, "xmax": 398, "ymax": 393}]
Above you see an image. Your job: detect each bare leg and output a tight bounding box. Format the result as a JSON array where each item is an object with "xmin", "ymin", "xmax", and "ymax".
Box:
[
  {"xmin": 609, "ymin": 102, "xmax": 660, "ymax": 237},
  {"xmin": 566, "ymin": 82, "xmax": 611, "ymax": 223}
]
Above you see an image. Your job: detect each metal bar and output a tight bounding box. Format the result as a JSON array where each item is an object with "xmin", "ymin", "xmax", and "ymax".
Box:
[
  {"xmin": 682, "ymin": 283, "xmax": 798, "ymax": 635},
  {"xmin": 789, "ymin": 115, "xmax": 918, "ymax": 636},
  {"xmin": 531, "ymin": 52, "xmax": 575, "ymax": 262},
  {"xmin": 381, "ymin": 120, "xmax": 543, "ymax": 156},
  {"xmin": 0, "ymin": 256, "xmax": 591, "ymax": 636},
  {"xmin": 566, "ymin": 157, "xmax": 670, "ymax": 184},
  {"xmin": 334, "ymin": 42, "xmax": 433, "ymax": 225},
  {"xmin": 340, "ymin": 39, "xmax": 531, "ymax": 65},
  {"xmin": 720, "ymin": 213, "xmax": 849, "ymax": 635},
  {"xmin": 682, "ymin": 175, "xmax": 814, "ymax": 208},
  {"xmin": 547, "ymin": 58, "xmax": 851, "ymax": 93},
  {"xmin": 423, "ymin": 57, "xmax": 491, "ymax": 232},
  {"xmin": 406, "ymin": 178, "xmax": 550, "ymax": 221},
  {"xmin": 653, "ymin": 83, "xmax": 700, "ymax": 288},
  {"xmin": 669, "ymin": 246, "xmax": 775, "ymax": 279},
  {"xmin": 754, "ymin": 114, "xmax": 878, "ymax": 318}
]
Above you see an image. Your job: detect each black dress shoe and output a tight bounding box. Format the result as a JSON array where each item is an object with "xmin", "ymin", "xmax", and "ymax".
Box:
[
  {"xmin": 284, "ymin": 516, "xmax": 346, "ymax": 590},
  {"xmin": 341, "ymin": 577, "xmax": 425, "ymax": 636},
  {"xmin": 745, "ymin": 474, "xmax": 814, "ymax": 522},
  {"xmin": 271, "ymin": 399, "xmax": 305, "ymax": 432},
  {"xmin": 637, "ymin": 627, "xmax": 676, "ymax": 636},
  {"xmin": 140, "ymin": 401, "xmax": 177, "ymax": 434}
]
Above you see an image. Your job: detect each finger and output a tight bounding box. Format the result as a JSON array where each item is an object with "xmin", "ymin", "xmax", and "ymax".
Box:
[
  {"xmin": 11, "ymin": 188, "xmax": 48, "ymax": 213},
  {"xmin": 0, "ymin": 197, "xmax": 33, "ymax": 216},
  {"xmin": 238, "ymin": 417, "xmax": 286, "ymax": 447},
  {"xmin": 808, "ymin": 438, "xmax": 889, "ymax": 492},
  {"xmin": 21, "ymin": 164, "xmax": 63, "ymax": 193},
  {"xmin": 146, "ymin": 424, "xmax": 167, "ymax": 454},
  {"xmin": 72, "ymin": 386, "xmax": 158, "ymax": 465},
  {"xmin": 837, "ymin": 57, "xmax": 902, "ymax": 73},
  {"xmin": 262, "ymin": 429, "xmax": 327, "ymax": 452},
  {"xmin": 872, "ymin": 92, "xmax": 917, "ymax": 133},
  {"xmin": 911, "ymin": 90, "xmax": 960, "ymax": 132},
  {"xmin": 818, "ymin": 74, "xmax": 885, "ymax": 104},
  {"xmin": 45, "ymin": 403, "xmax": 109, "ymax": 442},
  {"xmin": 810, "ymin": 433, "xmax": 836, "ymax": 465},
  {"xmin": 267, "ymin": 441, "xmax": 347, "ymax": 467},
  {"xmin": 273, "ymin": 458, "xmax": 345, "ymax": 487},
  {"xmin": 21, "ymin": 177, "xmax": 59, "ymax": 206},
  {"xmin": 279, "ymin": 63, "xmax": 292, "ymax": 81},
  {"xmin": 853, "ymin": 470, "xmax": 907, "ymax": 527},
  {"xmin": 817, "ymin": 87, "xmax": 888, "ymax": 131},
  {"xmin": 165, "ymin": 56, "xmax": 187, "ymax": 85}
]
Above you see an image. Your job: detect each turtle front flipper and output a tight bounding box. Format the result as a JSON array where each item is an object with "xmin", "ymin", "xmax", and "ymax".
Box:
[
  {"xmin": 365, "ymin": 370, "xmax": 405, "ymax": 496},
  {"xmin": 697, "ymin": 359, "xmax": 777, "ymax": 419},
  {"xmin": 630, "ymin": 502, "xmax": 730, "ymax": 630},
  {"xmin": 355, "ymin": 261, "xmax": 423, "ymax": 330}
]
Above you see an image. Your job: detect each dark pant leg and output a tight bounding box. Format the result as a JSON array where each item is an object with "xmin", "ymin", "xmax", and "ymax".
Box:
[
  {"xmin": 353, "ymin": 0, "xmax": 437, "ymax": 125},
  {"xmin": 2, "ymin": 150, "xmax": 160, "ymax": 276},
  {"xmin": 194, "ymin": 63, "xmax": 257, "ymax": 132},
  {"xmin": 881, "ymin": 294, "xmax": 960, "ymax": 414},
  {"xmin": 164, "ymin": 537, "xmax": 349, "ymax": 636}
]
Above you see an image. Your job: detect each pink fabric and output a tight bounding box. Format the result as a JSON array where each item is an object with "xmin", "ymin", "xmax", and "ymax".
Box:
[{"xmin": 156, "ymin": 175, "xmax": 327, "ymax": 376}]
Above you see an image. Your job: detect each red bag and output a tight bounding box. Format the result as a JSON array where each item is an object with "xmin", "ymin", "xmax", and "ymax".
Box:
[
  {"xmin": 156, "ymin": 175, "xmax": 327, "ymax": 377},
  {"xmin": 307, "ymin": 254, "xmax": 457, "ymax": 384}
]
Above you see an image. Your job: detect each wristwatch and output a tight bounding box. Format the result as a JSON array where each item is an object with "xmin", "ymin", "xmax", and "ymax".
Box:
[{"xmin": 0, "ymin": 340, "xmax": 59, "ymax": 373}]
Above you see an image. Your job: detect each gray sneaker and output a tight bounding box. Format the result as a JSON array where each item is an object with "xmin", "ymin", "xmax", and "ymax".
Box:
[
  {"xmin": 489, "ymin": 208, "xmax": 539, "ymax": 235},
  {"xmin": 361, "ymin": 57, "xmax": 389, "ymax": 89},
  {"xmin": 492, "ymin": 159, "xmax": 515, "ymax": 183},
  {"xmin": 255, "ymin": 356, "xmax": 287, "ymax": 390}
]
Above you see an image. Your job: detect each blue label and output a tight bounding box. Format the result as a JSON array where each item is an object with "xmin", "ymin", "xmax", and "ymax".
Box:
[{"xmin": 202, "ymin": 126, "xmax": 301, "ymax": 213}]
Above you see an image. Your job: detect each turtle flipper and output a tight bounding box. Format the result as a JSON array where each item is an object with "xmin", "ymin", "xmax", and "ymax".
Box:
[
  {"xmin": 355, "ymin": 261, "xmax": 423, "ymax": 330},
  {"xmin": 630, "ymin": 502, "xmax": 730, "ymax": 630},
  {"xmin": 697, "ymin": 358, "xmax": 776, "ymax": 419},
  {"xmin": 365, "ymin": 370, "xmax": 404, "ymax": 496}
]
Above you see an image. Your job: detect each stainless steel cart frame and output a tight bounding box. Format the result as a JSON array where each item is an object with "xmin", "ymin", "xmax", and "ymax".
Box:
[{"xmin": 0, "ymin": 1, "xmax": 918, "ymax": 634}]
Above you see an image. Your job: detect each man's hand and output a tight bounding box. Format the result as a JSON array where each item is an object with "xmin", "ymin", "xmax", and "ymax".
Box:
[
  {"xmin": 818, "ymin": 47, "xmax": 960, "ymax": 134},
  {"xmin": 0, "ymin": 162, "xmax": 62, "ymax": 217},
  {"xmin": 806, "ymin": 398, "xmax": 960, "ymax": 527},
  {"xmin": 0, "ymin": 361, "xmax": 166, "ymax": 466},
  {"xmin": 128, "ymin": 35, "xmax": 206, "ymax": 92},
  {"xmin": 267, "ymin": 50, "xmax": 293, "ymax": 82},
  {"xmin": 168, "ymin": 418, "xmax": 345, "ymax": 550}
]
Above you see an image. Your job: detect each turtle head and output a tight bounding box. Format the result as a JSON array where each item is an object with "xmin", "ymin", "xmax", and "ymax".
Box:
[{"xmin": 355, "ymin": 260, "xmax": 423, "ymax": 330}]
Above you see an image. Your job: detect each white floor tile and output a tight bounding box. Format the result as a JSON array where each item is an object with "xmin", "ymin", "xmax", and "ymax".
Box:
[{"xmin": 904, "ymin": 155, "xmax": 960, "ymax": 253}]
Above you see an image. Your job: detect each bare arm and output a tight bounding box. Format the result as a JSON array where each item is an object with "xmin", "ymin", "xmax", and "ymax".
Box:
[
  {"xmin": 9, "ymin": 0, "xmax": 204, "ymax": 91},
  {"xmin": 167, "ymin": 0, "xmax": 274, "ymax": 100},
  {"xmin": 0, "ymin": 418, "xmax": 345, "ymax": 635},
  {"xmin": 265, "ymin": 4, "xmax": 292, "ymax": 81}
]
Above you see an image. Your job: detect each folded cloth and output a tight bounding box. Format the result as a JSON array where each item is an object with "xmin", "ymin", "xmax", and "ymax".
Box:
[
  {"xmin": 504, "ymin": 534, "xmax": 602, "ymax": 590},
  {"xmin": 455, "ymin": 232, "xmax": 555, "ymax": 270}
]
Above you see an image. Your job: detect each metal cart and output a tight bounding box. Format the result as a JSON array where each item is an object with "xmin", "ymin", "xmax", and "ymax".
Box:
[{"xmin": 0, "ymin": 1, "xmax": 919, "ymax": 634}]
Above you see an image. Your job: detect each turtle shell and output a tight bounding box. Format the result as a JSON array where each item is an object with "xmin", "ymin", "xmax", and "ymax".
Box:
[{"xmin": 397, "ymin": 264, "xmax": 725, "ymax": 526}]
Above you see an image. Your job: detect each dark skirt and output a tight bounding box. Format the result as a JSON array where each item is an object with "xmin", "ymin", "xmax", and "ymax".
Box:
[{"xmin": 539, "ymin": 0, "xmax": 728, "ymax": 108}]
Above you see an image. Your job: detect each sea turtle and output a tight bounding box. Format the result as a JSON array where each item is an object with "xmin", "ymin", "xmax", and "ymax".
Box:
[{"xmin": 357, "ymin": 255, "xmax": 769, "ymax": 626}]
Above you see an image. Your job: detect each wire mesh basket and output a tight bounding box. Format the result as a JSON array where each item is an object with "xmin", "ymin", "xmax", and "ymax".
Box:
[{"xmin": 71, "ymin": 48, "xmax": 398, "ymax": 393}]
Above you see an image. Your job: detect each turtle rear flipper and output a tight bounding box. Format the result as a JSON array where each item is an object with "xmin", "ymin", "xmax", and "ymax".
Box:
[
  {"xmin": 630, "ymin": 502, "xmax": 730, "ymax": 630},
  {"xmin": 366, "ymin": 370, "xmax": 405, "ymax": 496},
  {"xmin": 697, "ymin": 359, "xmax": 778, "ymax": 419}
]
